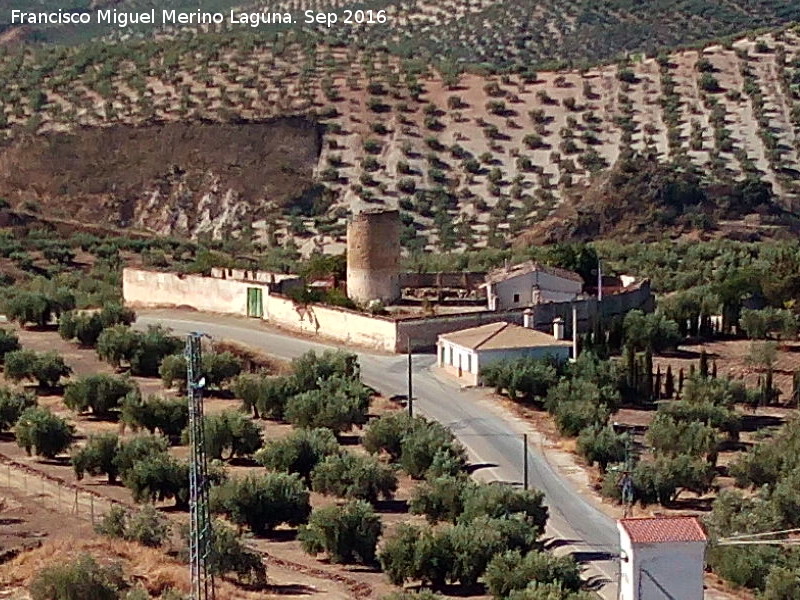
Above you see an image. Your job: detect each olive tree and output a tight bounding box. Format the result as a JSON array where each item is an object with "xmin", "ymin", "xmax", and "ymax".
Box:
[
  {"xmin": 15, "ymin": 406, "xmax": 73, "ymax": 458},
  {"xmin": 299, "ymin": 500, "xmax": 382, "ymax": 564}
]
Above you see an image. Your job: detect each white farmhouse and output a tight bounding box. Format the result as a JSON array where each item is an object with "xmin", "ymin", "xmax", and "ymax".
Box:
[
  {"xmin": 618, "ymin": 516, "xmax": 708, "ymax": 600},
  {"xmin": 483, "ymin": 261, "xmax": 583, "ymax": 310},
  {"xmin": 436, "ymin": 319, "xmax": 572, "ymax": 385}
]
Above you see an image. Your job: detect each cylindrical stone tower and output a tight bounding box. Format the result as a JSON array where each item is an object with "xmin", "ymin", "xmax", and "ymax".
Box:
[{"xmin": 346, "ymin": 209, "xmax": 401, "ymax": 305}]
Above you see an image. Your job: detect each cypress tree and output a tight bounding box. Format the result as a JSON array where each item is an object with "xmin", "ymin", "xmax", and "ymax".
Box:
[{"xmin": 665, "ymin": 365, "xmax": 675, "ymax": 399}]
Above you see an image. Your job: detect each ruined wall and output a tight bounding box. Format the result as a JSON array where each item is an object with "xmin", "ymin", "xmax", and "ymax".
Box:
[
  {"xmin": 346, "ymin": 210, "xmax": 401, "ymax": 304},
  {"xmin": 399, "ymin": 272, "xmax": 486, "ymax": 292}
]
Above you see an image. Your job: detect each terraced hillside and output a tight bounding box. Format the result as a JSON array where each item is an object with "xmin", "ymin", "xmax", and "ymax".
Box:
[
  {"xmin": 3, "ymin": 0, "xmax": 800, "ymax": 71},
  {"xmin": 1, "ymin": 26, "xmax": 799, "ymax": 252}
]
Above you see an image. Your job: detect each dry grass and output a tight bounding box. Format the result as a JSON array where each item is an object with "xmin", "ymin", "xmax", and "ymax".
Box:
[{"xmin": 0, "ymin": 537, "xmax": 272, "ymax": 599}]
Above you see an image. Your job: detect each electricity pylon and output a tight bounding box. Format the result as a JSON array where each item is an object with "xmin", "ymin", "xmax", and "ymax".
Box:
[{"xmin": 186, "ymin": 332, "xmax": 215, "ymax": 600}]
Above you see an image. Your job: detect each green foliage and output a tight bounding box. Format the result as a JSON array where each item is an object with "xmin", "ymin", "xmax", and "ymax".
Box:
[
  {"xmin": 362, "ymin": 412, "xmax": 424, "ymax": 460},
  {"xmin": 576, "ymin": 425, "xmax": 627, "ymax": 471},
  {"xmin": 740, "ymin": 307, "xmax": 798, "ymax": 340},
  {"xmin": 482, "ymin": 357, "xmax": 559, "ymax": 402},
  {"xmin": 211, "ymin": 472, "xmax": 311, "ymax": 535},
  {"xmin": 299, "ymin": 500, "xmax": 382, "ymax": 564},
  {"xmin": 255, "ymin": 427, "xmax": 340, "ymax": 482},
  {"xmin": 4, "ymin": 349, "xmax": 72, "ymax": 388},
  {"xmin": 208, "ymin": 520, "xmax": 267, "ymax": 586},
  {"xmin": 544, "ymin": 379, "xmax": 613, "ymax": 436},
  {"xmin": 507, "ymin": 583, "xmax": 595, "ymax": 600},
  {"xmin": 381, "ymin": 591, "xmax": 444, "ymax": 600},
  {"xmin": 59, "ymin": 312, "xmax": 104, "ymax": 346},
  {"xmin": 646, "ymin": 413, "xmax": 719, "ymax": 459},
  {"xmin": 114, "ymin": 434, "xmax": 170, "ymax": 481},
  {"xmin": 122, "ymin": 452, "xmax": 188, "ymax": 508},
  {"xmin": 0, "ymin": 328, "xmax": 20, "ymax": 363},
  {"xmin": 15, "ymin": 406, "xmax": 73, "ymax": 458},
  {"xmin": 485, "ymin": 549, "xmax": 582, "ymax": 599},
  {"xmin": 98, "ymin": 325, "xmax": 182, "ymax": 376},
  {"xmin": 290, "ymin": 349, "xmax": 359, "ymax": 391},
  {"xmin": 623, "ymin": 310, "xmax": 681, "ymax": 352},
  {"xmin": 73, "ymin": 433, "xmax": 121, "ymax": 483},
  {"xmin": 96, "ymin": 505, "xmax": 169, "ymax": 548},
  {"xmin": 311, "ymin": 452, "xmax": 398, "ymax": 503},
  {"xmin": 121, "ymin": 394, "xmax": 188, "ymax": 441},
  {"xmin": 233, "ymin": 373, "xmax": 297, "ymax": 420},
  {"xmin": 624, "ymin": 454, "xmax": 716, "ymax": 505},
  {"xmin": 63, "ymin": 374, "xmax": 135, "ymax": 417},
  {"xmin": 29, "ymin": 553, "xmax": 126, "ymax": 600},
  {"xmin": 399, "ymin": 420, "xmax": 467, "ymax": 479},
  {"xmin": 284, "ymin": 376, "xmax": 370, "ymax": 433},
  {"xmin": 460, "ymin": 484, "xmax": 548, "ymax": 533},
  {"xmin": 197, "ymin": 410, "xmax": 262, "ymax": 460},
  {"xmin": 410, "ymin": 474, "xmax": 473, "ymax": 523},
  {"xmin": 0, "ymin": 387, "xmax": 36, "ymax": 431},
  {"xmin": 5, "ymin": 292, "xmax": 53, "ymax": 327}
]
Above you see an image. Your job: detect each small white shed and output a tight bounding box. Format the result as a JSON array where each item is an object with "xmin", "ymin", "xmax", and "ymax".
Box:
[
  {"xmin": 436, "ymin": 321, "xmax": 572, "ymax": 385},
  {"xmin": 618, "ymin": 516, "xmax": 708, "ymax": 600}
]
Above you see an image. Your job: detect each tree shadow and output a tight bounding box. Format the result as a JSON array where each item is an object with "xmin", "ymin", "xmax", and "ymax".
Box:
[
  {"xmin": 435, "ymin": 582, "xmax": 486, "ymax": 597},
  {"xmin": 570, "ymin": 550, "xmax": 617, "ymax": 563},
  {"xmin": 336, "ymin": 433, "xmax": 361, "ymax": 447},
  {"xmin": 268, "ymin": 529, "xmax": 298, "ymax": 543},
  {"xmin": 266, "ymin": 583, "xmax": 317, "ymax": 596},
  {"xmin": 740, "ymin": 414, "xmax": 784, "ymax": 432},
  {"xmin": 374, "ymin": 499, "xmax": 408, "ymax": 514},
  {"xmin": 464, "ymin": 462, "xmax": 498, "ymax": 475}
]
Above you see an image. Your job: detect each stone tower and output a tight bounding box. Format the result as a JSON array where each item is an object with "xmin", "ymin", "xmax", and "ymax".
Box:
[{"xmin": 346, "ymin": 209, "xmax": 401, "ymax": 305}]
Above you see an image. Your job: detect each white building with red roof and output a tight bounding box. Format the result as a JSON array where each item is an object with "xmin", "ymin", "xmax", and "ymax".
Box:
[{"xmin": 618, "ymin": 516, "xmax": 708, "ymax": 600}]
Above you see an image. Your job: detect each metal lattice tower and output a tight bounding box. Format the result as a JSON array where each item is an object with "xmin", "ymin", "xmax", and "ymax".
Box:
[{"xmin": 186, "ymin": 333, "xmax": 215, "ymax": 600}]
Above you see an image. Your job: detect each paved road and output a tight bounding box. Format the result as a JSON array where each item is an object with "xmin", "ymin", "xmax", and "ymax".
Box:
[{"xmin": 137, "ymin": 310, "xmax": 620, "ymax": 597}]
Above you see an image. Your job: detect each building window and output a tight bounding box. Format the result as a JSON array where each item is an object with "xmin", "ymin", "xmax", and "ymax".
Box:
[
  {"xmin": 513, "ymin": 293, "xmax": 520, "ymax": 303},
  {"xmin": 449, "ymin": 346, "xmax": 453, "ymax": 365},
  {"xmin": 466, "ymin": 354, "xmax": 471, "ymax": 372}
]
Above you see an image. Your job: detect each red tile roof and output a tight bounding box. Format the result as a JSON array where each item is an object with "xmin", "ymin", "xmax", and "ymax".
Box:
[{"xmin": 619, "ymin": 517, "xmax": 707, "ymax": 544}]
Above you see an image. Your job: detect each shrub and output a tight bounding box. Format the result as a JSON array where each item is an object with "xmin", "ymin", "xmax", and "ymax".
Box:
[
  {"xmin": 233, "ymin": 373, "xmax": 296, "ymax": 420},
  {"xmin": 59, "ymin": 312, "xmax": 105, "ymax": 347},
  {"xmin": 96, "ymin": 325, "xmax": 140, "ymax": 369},
  {"xmin": 198, "ymin": 410, "xmax": 262, "ymax": 460},
  {"xmin": 114, "ymin": 435, "xmax": 170, "ymax": 480},
  {"xmin": 15, "ymin": 407, "xmax": 73, "ymax": 458},
  {"xmin": 208, "ymin": 520, "xmax": 267, "ymax": 586},
  {"xmin": 311, "ymin": 452, "xmax": 398, "ymax": 503},
  {"xmin": 99, "ymin": 304, "xmax": 136, "ymax": 328},
  {"xmin": 123, "ymin": 452, "xmax": 188, "ymax": 508},
  {"xmin": 379, "ymin": 524, "xmax": 424, "ymax": 585},
  {"xmin": 507, "ymin": 583, "xmax": 595, "ymax": 600},
  {"xmin": 576, "ymin": 425, "xmax": 626, "ymax": 471},
  {"xmin": 363, "ymin": 412, "xmax": 423, "ymax": 460},
  {"xmin": 461, "ymin": 484, "xmax": 548, "ymax": 533},
  {"xmin": 299, "ymin": 500, "xmax": 382, "ymax": 564},
  {"xmin": 161, "ymin": 351, "xmax": 241, "ymax": 391},
  {"xmin": 400, "ymin": 421, "xmax": 467, "ymax": 479},
  {"xmin": 622, "ymin": 310, "xmax": 681, "ymax": 352},
  {"xmin": 211, "ymin": 472, "xmax": 311, "ymax": 535},
  {"xmin": 5, "ymin": 349, "xmax": 72, "ymax": 388},
  {"xmin": 95, "ymin": 505, "xmax": 128, "ymax": 539},
  {"xmin": 73, "ymin": 433, "xmax": 121, "ymax": 483},
  {"xmin": 0, "ymin": 387, "xmax": 36, "ymax": 431},
  {"xmin": 121, "ymin": 394, "xmax": 188, "ymax": 441},
  {"xmin": 485, "ymin": 549, "xmax": 582, "ymax": 599},
  {"xmin": 125, "ymin": 504, "xmax": 170, "ymax": 547},
  {"xmin": 129, "ymin": 326, "xmax": 183, "ymax": 377},
  {"xmin": 255, "ymin": 427, "xmax": 340, "ymax": 482},
  {"xmin": 409, "ymin": 474, "xmax": 473, "ymax": 523},
  {"xmin": 63, "ymin": 374, "xmax": 135, "ymax": 417},
  {"xmin": 29, "ymin": 553, "xmax": 126, "ymax": 600},
  {"xmin": 0, "ymin": 328, "xmax": 20, "ymax": 363},
  {"xmin": 284, "ymin": 376, "xmax": 369, "ymax": 434},
  {"xmin": 290, "ymin": 349, "xmax": 359, "ymax": 391},
  {"xmin": 482, "ymin": 358, "xmax": 558, "ymax": 402},
  {"xmin": 5, "ymin": 292, "xmax": 52, "ymax": 327}
]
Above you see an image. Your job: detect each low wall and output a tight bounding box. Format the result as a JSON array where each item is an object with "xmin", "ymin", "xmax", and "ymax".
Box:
[
  {"xmin": 123, "ymin": 268, "xmax": 269, "ymax": 316},
  {"xmin": 263, "ymin": 294, "xmax": 398, "ymax": 353},
  {"xmin": 122, "ymin": 268, "xmax": 398, "ymax": 352}
]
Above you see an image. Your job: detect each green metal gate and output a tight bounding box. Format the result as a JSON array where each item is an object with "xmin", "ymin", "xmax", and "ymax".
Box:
[{"xmin": 247, "ymin": 288, "xmax": 263, "ymax": 318}]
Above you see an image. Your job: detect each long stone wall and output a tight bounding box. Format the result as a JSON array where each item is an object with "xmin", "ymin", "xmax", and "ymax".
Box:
[
  {"xmin": 122, "ymin": 269, "xmax": 652, "ymax": 354},
  {"xmin": 123, "ymin": 268, "xmax": 269, "ymax": 315}
]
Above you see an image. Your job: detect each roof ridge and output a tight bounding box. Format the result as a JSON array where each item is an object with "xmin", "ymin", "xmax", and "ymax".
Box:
[{"xmin": 473, "ymin": 322, "xmax": 511, "ymax": 350}]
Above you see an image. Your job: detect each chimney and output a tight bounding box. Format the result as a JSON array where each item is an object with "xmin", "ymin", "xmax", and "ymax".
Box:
[
  {"xmin": 523, "ymin": 308, "xmax": 534, "ymax": 329},
  {"xmin": 553, "ymin": 316, "xmax": 565, "ymax": 340}
]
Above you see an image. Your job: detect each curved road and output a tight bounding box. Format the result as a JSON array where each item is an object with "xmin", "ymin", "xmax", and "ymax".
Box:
[{"xmin": 137, "ymin": 310, "xmax": 619, "ymax": 598}]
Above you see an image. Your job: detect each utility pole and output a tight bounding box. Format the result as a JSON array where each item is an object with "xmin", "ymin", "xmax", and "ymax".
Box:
[
  {"xmin": 523, "ymin": 434, "xmax": 529, "ymax": 491},
  {"xmin": 187, "ymin": 332, "xmax": 215, "ymax": 600},
  {"xmin": 407, "ymin": 338, "xmax": 413, "ymax": 418}
]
